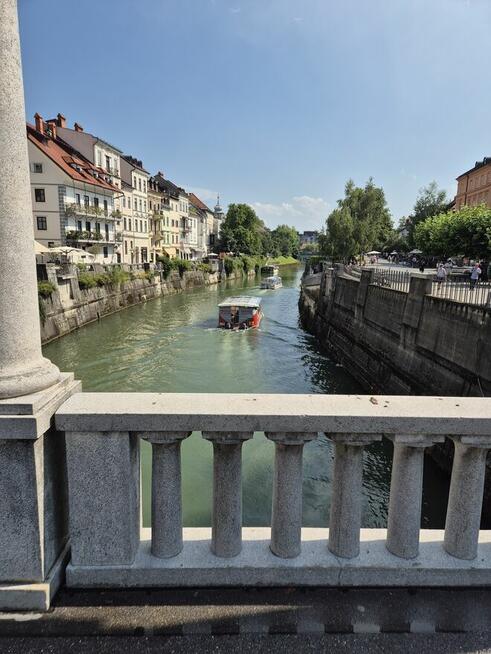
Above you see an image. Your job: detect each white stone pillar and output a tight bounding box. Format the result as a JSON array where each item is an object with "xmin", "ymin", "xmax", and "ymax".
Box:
[
  {"xmin": 141, "ymin": 431, "xmax": 191, "ymax": 558},
  {"xmin": 265, "ymin": 431, "xmax": 317, "ymax": 558},
  {"xmin": 0, "ymin": 0, "xmax": 60, "ymax": 399},
  {"xmin": 327, "ymin": 433, "xmax": 381, "ymax": 559},
  {"xmin": 202, "ymin": 431, "xmax": 253, "ymax": 557},
  {"xmin": 444, "ymin": 437, "xmax": 489, "ymax": 560},
  {"xmin": 386, "ymin": 434, "xmax": 443, "ymax": 559}
]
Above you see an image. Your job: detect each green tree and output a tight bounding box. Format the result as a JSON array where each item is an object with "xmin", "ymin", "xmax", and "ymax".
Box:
[
  {"xmin": 414, "ymin": 204, "xmax": 491, "ymax": 259},
  {"xmin": 219, "ymin": 204, "xmax": 263, "ymax": 255},
  {"xmin": 271, "ymin": 225, "xmax": 300, "ymax": 257},
  {"xmin": 408, "ymin": 181, "xmax": 448, "ymax": 244},
  {"xmin": 321, "ymin": 178, "xmax": 392, "ymax": 261}
]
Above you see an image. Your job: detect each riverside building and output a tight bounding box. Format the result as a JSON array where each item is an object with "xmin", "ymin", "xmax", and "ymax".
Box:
[
  {"xmin": 454, "ymin": 156, "xmax": 491, "ymax": 210},
  {"xmin": 27, "ymin": 114, "xmax": 119, "ymax": 263},
  {"xmin": 119, "ymin": 156, "xmax": 151, "ymax": 264}
]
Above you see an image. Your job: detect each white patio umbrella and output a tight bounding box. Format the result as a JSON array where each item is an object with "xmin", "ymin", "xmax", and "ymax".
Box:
[
  {"xmin": 50, "ymin": 246, "xmax": 95, "ymax": 262},
  {"xmin": 408, "ymin": 249, "xmax": 422, "ymax": 255},
  {"xmin": 366, "ymin": 250, "xmax": 381, "ymax": 255},
  {"xmin": 34, "ymin": 241, "xmax": 51, "ymax": 254},
  {"xmin": 390, "ymin": 251, "xmax": 398, "ymax": 255}
]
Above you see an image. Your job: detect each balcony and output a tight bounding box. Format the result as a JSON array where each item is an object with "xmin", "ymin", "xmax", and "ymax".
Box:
[
  {"xmin": 55, "ymin": 393, "xmax": 491, "ymax": 589},
  {"xmin": 65, "ymin": 204, "xmax": 115, "ymax": 220},
  {"xmin": 66, "ymin": 230, "xmax": 115, "ymax": 244}
]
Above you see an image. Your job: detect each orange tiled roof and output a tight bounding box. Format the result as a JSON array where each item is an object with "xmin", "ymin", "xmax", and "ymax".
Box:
[
  {"xmin": 188, "ymin": 192, "xmax": 212, "ymax": 213},
  {"xmin": 26, "ymin": 124, "xmax": 119, "ymax": 193}
]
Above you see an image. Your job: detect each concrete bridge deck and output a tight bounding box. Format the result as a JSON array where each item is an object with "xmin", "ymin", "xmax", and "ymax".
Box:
[{"xmin": 1, "ymin": 587, "xmax": 491, "ymax": 652}]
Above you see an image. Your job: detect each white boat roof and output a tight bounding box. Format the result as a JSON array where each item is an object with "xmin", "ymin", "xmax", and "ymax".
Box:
[{"xmin": 218, "ymin": 296, "xmax": 262, "ymax": 308}]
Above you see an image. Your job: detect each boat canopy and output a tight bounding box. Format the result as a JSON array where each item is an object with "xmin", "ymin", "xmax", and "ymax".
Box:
[{"xmin": 218, "ymin": 296, "xmax": 262, "ymax": 308}]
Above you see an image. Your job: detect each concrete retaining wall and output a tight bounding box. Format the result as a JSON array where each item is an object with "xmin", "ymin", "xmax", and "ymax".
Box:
[
  {"xmin": 40, "ymin": 268, "xmax": 255, "ymax": 344},
  {"xmin": 300, "ymin": 269, "xmax": 491, "ymax": 397}
]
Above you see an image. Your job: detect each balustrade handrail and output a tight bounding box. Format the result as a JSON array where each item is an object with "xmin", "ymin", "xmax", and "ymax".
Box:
[
  {"xmin": 56, "ymin": 392, "xmax": 491, "ymax": 434},
  {"xmin": 55, "ymin": 392, "xmax": 491, "ymax": 584}
]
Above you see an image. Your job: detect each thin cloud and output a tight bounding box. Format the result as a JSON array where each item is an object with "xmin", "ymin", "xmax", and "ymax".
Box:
[{"xmin": 251, "ymin": 195, "xmax": 329, "ymax": 230}]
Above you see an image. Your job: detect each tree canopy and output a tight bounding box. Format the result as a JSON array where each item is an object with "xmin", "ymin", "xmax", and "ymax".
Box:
[
  {"xmin": 219, "ymin": 204, "xmax": 299, "ymax": 258},
  {"xmin": 414, "ymin": 204, "xmax": 491, "ymax": 259},
  {"xmin": 407, "ymin": 181, "xmax": 448, "ymax": 245},
  {"xmin": 320, "ymin": 178, "xmax": 392, "ymax": 260}
]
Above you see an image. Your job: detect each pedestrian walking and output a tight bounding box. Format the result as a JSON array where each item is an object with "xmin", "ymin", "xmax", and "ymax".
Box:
[
  {"xmin": 470, "ymin": 263, "xmax": 482, "ymax": 290},
  {"xmin": 436, "ymin": 263, "xmax": 446, "ymax": 289}
]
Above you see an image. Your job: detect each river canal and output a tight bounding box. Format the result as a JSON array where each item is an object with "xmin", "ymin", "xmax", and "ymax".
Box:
[{"xmin": 44, "ymin": 266, "xmax": 449, "ymax": 528}]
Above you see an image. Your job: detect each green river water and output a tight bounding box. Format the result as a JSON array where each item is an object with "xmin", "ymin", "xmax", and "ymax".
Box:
[{"xmin": 43, "ymin": 266, "xmax": 450, "ymax": 528}]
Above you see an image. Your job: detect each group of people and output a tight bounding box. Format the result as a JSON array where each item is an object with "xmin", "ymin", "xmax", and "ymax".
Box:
[{"xmin": 435, "ymin": 261, "xmax": 485, "ymax": 289}]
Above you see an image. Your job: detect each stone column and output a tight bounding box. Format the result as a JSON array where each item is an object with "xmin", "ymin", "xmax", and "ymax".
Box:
[
  {"xmin": 265, "ymin": 431, "xmax": 317, "ymax": 558},
  {"xmin": 202, "ymin": 431, "xmax": 253, "ymax": 557},
  {"xmin": 444, "ymin": 437, "xmax": 490, "ymax": 560},
  {"xmin": 141, "ymin": 431, "xmax": 191, "ymax": 558},
  {"xmin": 327, "ymin": 433, "xmax": 381, "ymax": 559},
  {"xmin": 0, "ymin": 0, "xmax": 60, "ymax": 399},
  {"xmin": 386, "ymin": 434, "xmax": 444, "ymax": 559}
]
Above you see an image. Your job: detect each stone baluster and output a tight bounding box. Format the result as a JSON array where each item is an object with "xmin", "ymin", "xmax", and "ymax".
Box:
[
  {"xmin": 444, "ymin": 436, "xmax": 490, "ymax": 560},
  {"xmin": 141, "ymin": 431, "xmax": 191, "ymax": 558},
  {"xmin": 265, "ymin": 432, "xmax": 317, "ymax": 558},
  {"xmin": 386, "ymin": 434, "xmax": 444, "ymax": 559},
  {"xmin": 0, "ymin": 0, "xmax": 60, "ymax": 399},
  {"xmin": 202, "ymin": 431, "xmax": 253, "ymax": 557},
  {"xmin": 327, "ymin": 433, "xmax": 381, "ymax": 558}
]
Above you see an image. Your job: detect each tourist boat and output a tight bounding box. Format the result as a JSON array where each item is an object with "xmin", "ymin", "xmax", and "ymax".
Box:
[
  {"xmin": 261, "ymin": 264, "xmax": 279, "ymax": 276},
  {"xmin": 218, "ymin": 296, "xmax": 262, "ymax": 330},
  {"xmin": 260, "ymin": 275, "xmax": 282, "ymax": 290}
]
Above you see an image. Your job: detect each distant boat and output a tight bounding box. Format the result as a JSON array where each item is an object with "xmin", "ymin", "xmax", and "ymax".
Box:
[
  {"xmin": 261, "ymin": 264, "xmax": 279, "ymax": 276},
  {"xmin": 261, "ymin": 275, "xmax": 282, "ymax": 290},
  {"xmin": 217, "ymin": 296, "xmax": 263, "ymax": 330}
]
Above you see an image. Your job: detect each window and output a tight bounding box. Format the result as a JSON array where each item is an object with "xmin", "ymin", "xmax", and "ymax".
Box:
[
  {"xmin": 95, "ymin": 222, "xmax": 101, "ymax": 233},
  {"xmin": 125, "ymin": 241, "xmax": 128, "ymax": 255},
  {"xmin": 94, "ymin": 197, "xmax": 99, "ymax": 208},
  {"xmin": 77, "ymin": 220, "xmax": 82, "ymax": 231},
  {"xmin": 144, "ymin": 201, "xmax": 147, "ymax": 212},
  {"xmin": 139, "ymin": 199, "xmax": 142, "ymax": 211},
  {"xmin": 143, "ymin": 181, "xmax": 147, "ymax": 192},
  {"xmin": 31, "ymin": 163, "xmax": 43, "ymax": 173},
  {"xmin": 36, "ymin": 216, "xmax": 47, "ymax": 230},
  {"xmin": 105, "ymin": 224, "xmax": 109, "ymax": 240},
  {"xmin": 149, "ymin": 200, "xmax": 152, "ymax": 210},
  {"xmin": 76, "ymin": 193, "xmax": 81, "ymax": 206},
  {"xmin": 84, "ymin": 195, "xmax": 89, "ymax": 207},
  {"xmin": 138, "ymin": 179, "xmax": 142, "ymax": 191},
  {"xmin": 123, "ymin": 197, "xmax": 126, "ymax": 208},
  {"xmin": 133, "ymin": 176, "xmax": 136, "ymax": 188},
  {"xmin": 34, "ymin": 188, "xmax": 45, "ymax": 202},
  {"xmin": 124, "ymin": 218, "xmax": 127, "ymax": 230},
  {"xmin": 106, "ymin": 155, "xmax": 111, "ymax": 171},
  {"xmin": 86, "ymin": 221, "xmax": 91, "ymax": 232},
  {"xmin": 140, "ymin": 220, "xmax": 143, "ymax": 232},
  {"xmin": 129, "ymin": 219, "xmax": 132, "ymax": 230},
  {"xmin": 103, "ymin": 200, "xmax": 108, "ymax": 214},
  {"xmin": 103, "ymin": 246, "xmax": 108, "ymax": 258},
  {"xmin": 48, "ymin": 241, "xmax": 55, "ymax": 248}
]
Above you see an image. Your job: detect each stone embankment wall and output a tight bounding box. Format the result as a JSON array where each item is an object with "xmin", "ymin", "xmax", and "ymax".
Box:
[
  {"xmin": 299, "ymin": 266, "xmax": 491, "ymax": 397},
  {"xmin": 299, "ymin": 265, "xmax": 491, "ymax": 522},
  {"xmin": 40, "ymin": 268, "xmax": 254, "ymax": 344}
]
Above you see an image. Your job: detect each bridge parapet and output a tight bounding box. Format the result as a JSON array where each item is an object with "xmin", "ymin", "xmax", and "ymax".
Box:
[{"xmin": 55, "ymin": 393, "xmax": 491, "ymax": 588}]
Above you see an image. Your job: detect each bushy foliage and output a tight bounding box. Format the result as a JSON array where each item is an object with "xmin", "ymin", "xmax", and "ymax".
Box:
[
  {"xmin": 321, "ymin": 178, "xmax": 392, "ymax": 261},
  {"xmin": 197, "ymin": 262, "xmax": 213, "ymax": 274},
  {"xmin": 37, "ymin": 281, "xmax": 57, "ymax": 298},
  {"xmin": 408, "ymin": 181, "xmax": 448, "ymax": 245},
  {"xmin": 176, "ymin": 259, "xmax": 192, "ymax": 277},
  {"xmin": 414, "ymin": 204, "xmax": 491, "ymax": 258},
  {"xmin": 157, "ymin": 255, "xmax": 173, "ymax": 279},
  {"xmin": 77, "ymin": 272, "xmax": 97, "ymax": 290}
]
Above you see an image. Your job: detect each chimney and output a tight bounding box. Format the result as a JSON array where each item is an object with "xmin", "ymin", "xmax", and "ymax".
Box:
[
  {"xmin": 56, "ymin": 113, "xmax": 66, "ymax": 128},
  {"xmin": 74, "ymin": 122, "xmax": 84, "ymax": 132},
  {"xmin": 34, "ymin": 112, "xmax": 44, "ymax": 134},
  {"xmin": 157, "ymin": 170, "xmax": 164, "ymax": 178},
  {"xmin": 46, "ymin": 120, "xmax": 57, "ymax": 139}
]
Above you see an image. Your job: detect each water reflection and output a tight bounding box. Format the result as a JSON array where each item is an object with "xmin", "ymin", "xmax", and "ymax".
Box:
[{"xmin": 44, "ymin": 266, "xmax": 449, "ymax": 528}]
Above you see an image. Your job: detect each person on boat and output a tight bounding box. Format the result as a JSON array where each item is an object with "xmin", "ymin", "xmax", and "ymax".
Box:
[{"xmin": 251, "ymin": 309, "xmax": 260, "ymax": 328}]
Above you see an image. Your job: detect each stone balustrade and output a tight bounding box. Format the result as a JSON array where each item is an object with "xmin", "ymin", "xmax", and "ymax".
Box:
[{"xmin": 55, "ymin": 393, "xmax": 491, "ymax": 588}]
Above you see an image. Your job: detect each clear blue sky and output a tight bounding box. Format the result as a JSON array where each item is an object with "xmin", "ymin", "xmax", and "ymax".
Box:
[{"xmin": 19, "ymin": 0, "xmax": 491, "ymax": 231}]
